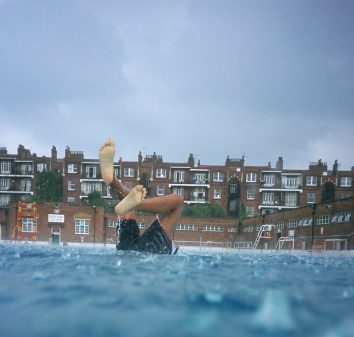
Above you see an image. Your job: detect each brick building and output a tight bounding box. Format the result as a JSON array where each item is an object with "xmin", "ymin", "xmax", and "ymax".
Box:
[{"xmin": 0, "ymin": 144, "xmax": 353, "ymax": 249}]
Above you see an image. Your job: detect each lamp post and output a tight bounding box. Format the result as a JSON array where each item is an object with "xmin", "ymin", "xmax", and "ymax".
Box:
[
  {"xmin": 92, "ymin": 205, "xmax": 96, "ymax": 246},
  {"xmin": 311, "ymin": 204, "xmax": 317, "ymax": 250}
]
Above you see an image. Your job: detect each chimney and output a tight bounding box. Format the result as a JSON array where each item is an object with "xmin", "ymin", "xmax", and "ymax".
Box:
[
  {"xmin": 51, "ymin": 146, "xmax": 57, "ymax": 160},
  {"xmin": 276, "ymin": 156, "xmax": 283, "ymax": 170},
  {"xmin": 332, "ymin": 160, "xmax": 338, "ymax": 175}
]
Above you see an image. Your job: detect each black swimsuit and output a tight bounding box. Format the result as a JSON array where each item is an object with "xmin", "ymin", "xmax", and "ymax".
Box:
[{"xmin": 116, "ymin": 218, "xmax": 178, "ymax": 255}]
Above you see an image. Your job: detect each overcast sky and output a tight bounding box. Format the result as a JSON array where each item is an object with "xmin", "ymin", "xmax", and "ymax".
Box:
[{"xmin": 1, "ymin": 0, "xmax": 353, "ymax": 170}]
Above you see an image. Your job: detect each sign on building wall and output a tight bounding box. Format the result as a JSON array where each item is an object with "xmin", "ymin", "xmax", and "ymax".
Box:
[{"xmin": 48, "ymin": 214, "xmax": 65, "ymax": 223}]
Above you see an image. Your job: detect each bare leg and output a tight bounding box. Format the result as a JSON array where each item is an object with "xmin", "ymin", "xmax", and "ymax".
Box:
[
  {"xmin": 99, "ymin": 138, "xmax": 129, "ymax": 199},
  {"xmin": 135, "ymin": 194, "xmax": 184, "ymax": 235},
  {"xmin": 115, "ymin": 185, "xmax": 147, "ymax": 215},
  {"xmin": 99, "ymin": 138, "xmax": 115, "ymax": 185}
]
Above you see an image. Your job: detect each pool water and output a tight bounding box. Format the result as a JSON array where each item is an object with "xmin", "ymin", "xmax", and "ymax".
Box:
[{"xmin": 0, "ymin": 243, "xmax": 353, "ymax": 337}]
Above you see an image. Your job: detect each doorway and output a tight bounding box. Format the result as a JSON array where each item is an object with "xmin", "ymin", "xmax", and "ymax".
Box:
[{"xmin": 51, "ymin": 227, "xmax": 61, "ymax": 245}]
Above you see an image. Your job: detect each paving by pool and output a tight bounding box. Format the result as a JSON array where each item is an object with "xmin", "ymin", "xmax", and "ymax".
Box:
[{"xmin": 0, "ymin": 243, "xmax": 353, "ymax": 337}]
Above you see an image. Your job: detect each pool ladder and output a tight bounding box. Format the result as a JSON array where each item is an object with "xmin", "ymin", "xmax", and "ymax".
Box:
[{"xmin": 253, "ymin": 225, "xmax": 274, "ymax": 249}]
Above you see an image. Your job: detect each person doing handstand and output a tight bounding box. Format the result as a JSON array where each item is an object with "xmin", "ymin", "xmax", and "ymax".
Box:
[{"xmin": 99, "ymin": 138, "xmax": 183, "ymax": 254}]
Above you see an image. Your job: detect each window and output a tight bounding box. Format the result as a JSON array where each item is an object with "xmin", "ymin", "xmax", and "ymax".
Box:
[
  {"xmin": 262, "ymin": 192, "xmax": 274, "ymax": 205},
  {"xmin": 213, "ymin": 188, "xmax": 221, "ymax": 199},
  {"xmin": 21, "ymin": 164, "xmax": 32, "ymax": 174},
  {"xmin": 0, "ymin": 194, "xmax": 10, "ymax": 206},
  {"xmin": 246, "ymin": 173, "xmax": 257, "ymax": 182},
  {"xmin": 213, "ymin": 172, "xmax": 224, "ymax": 182},
  {"xmin": 287, "ymin": 219, "xmax": 298, "ymax": 228},
  {"xmin": 20, "ymin": 179, "xmax": 32, "ymax": 192},
  {"xmin": 37, "ymin": 163, "xmax": 47, "ymax": 173},
  {"xmin": 202, "ymin": 225, "xmax": 224, "ymax": 232},
  {"xmin": 75, "ymin": 219, "xmax": 90, "ymax": 235},
  {"xmin": 157, "ymin": 185, "xmax": 165, "ymax": 196},
  {"xmin": 193, "ymin": 173, "xmax": 207, "ymax": 184},
  {"xmin": 68, "ymin": 197, "xmax": 75, "ymax": 203},
  {"xmin": 340, "ymin": 192, "xmax": 350, "ymax": 199},
  {"xmin": 275, "ymin": 221, "xmax": 285, "ymax": 230},
  {"xmin": 193, "ymin": 188, "xmax": 205, "ymax": 200},
  {"xmin": 128, "ymin": 221, "xmax": 142, "ymax": 229},
  {"xmin": 306, "ymin": 176, "xmax": 318, "ymax": 186},
  {"xmin": 0, "ymin": 161, "xmax": 11, "ymax": 174},
  {"xmin": 340, "ymin": 177, "xmax": 352, "ymax": 187},
  {"xmin": 114, "ymin": 167, "xmax": 120, "ymax": 179},
  {"xmin": 22, "ymin": 218, "xmax": 35, "ymax": 232},
  {"xmin": 68, "ymin": 180, "xmax": 76, "ymax": 191},
  {"xmin": 284, "ymin": 177, "xmax": 298, "ymax": 188},
  {"xmin": 246, "ymin": 206, "xmax": 254, "ymax": 217},
  {"xmin": 285, "ymin": 192, "xmax": 297, "ymax": 206},
  {"xmin": 228, "ymin": 226, "xmax": 237, "ymax": 232},
  {"xmin": 86, "ymin": 166, "xmax": 97, "ymax": 178},
  {"xmin": 317, "ymin": 215, "xmax": 330, "ymax": 225},
  {"xmin": 307, "ymin": 192, "xmax": 315, "ymax": 204},
  {"xmin": 263, "ymin": 175, "xmax": 275, "ymax": 186},
  {"xmin": 156, "ymin": 168, "xmax": 167, "ymax": 178},
  {"xmin": 172, "ymin": 187, "xmax": 184, "ymax": 196},
  {"xmin": 107, "ymin": 220, "xmax": 119, "ymax": 228},
  {"xmin": 0, "ymin": 178, "xmax": 10, "ymax": 191},
  {"xmin": 176, "ymin": 224, "xmax": 198, "ymax": 231},
  {"xmin": 174, "ymin": 171, "xmax": 185, "ymax": 183},
  {"xmin": 81, "ymin": 182, "xmax": 102, "ymax": 195},
  {"xmin": 68, "ymin": 164, "xmax": 78, "ymax": 174},
  {"xmin": 230, "ymin": 183, "xmax": 238, "ymax": 194},
  {"xmin": 124, "ymin": 167, "xmax": 135, "ymax": 177},
  {"xmin": 247, "ymin": 187, "xmax": 255, "ymax": 200}
]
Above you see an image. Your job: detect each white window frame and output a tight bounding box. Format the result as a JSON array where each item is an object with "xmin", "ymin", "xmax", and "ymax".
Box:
[
  {"xmin": 37, "ymin": 163, "xmax": 47, "ymax": 173},
  {"xmin": 213, "ymin": 188, "xmax": 221, "ymax": 199},
  {"xmin": 0, "ymin": 178, "xmax": 10, "ymax": 191},
  {"xmin": 246, "ymin": 173, "xmax": 257, "ymax": 182},
  {"xmin": 202, "ymin": 225, "xmax": 224, "ymax": 232},
  {"xmin": 262, "ymin": 192, "xmax": 274, "ymax": 205},
  {"xmin": 246, "ymin": 206, "xmax": 254, "ymax": 217},
  {"xmin": 157, "ymin": 185, "xmax": 165, "ymax": 196},
  {"xmin": 123, "ymin": 167, "xmax": 135, "ymax": 177},
  {"xmin": 86, "ymin": 166, "xmax": 97, "ymax": 178},
  {"xmin": 307, "ymin": 192, "xmax": 315, "ymax": 204},
  {"xmin": 68, "ymin": 180, "xmax": 76, "ymax": 191},
  {"xmin": 67, "ymin": 197, "xmax": 75, "ymax": 203},
  {"xmin": 156, "ymin": 168, "xmax": 167, "ymax": 178},
  {"xmin": 21, "ymin": 164, "xmax": 32, "ymax": 175},
  {"xmin": 247, "ymin": 187, "xmax": 255, "ymax": 200},
  {"xmin": 194, "ymin": 173, "xmax": 207, "ymax": 184},
  {"xmin": 0, "ymin": 161, "xmax": 11, "ymax": 174},
  {"xmin": 263, "ymin": 174, "xmax": 275, "ymax": 186},
  {"xmin": 285, "ymin": 192, "xmax": 297, "ymax": 206},
  {"xmin": 173, "ymin": 187, "xmax": 184, "ymax": 196},
  {"xmin": 176, "ymin": 224, "xmax": 198, "ymax": 231},
  {"xmin": 75, "ymin": 219, "xmax": 90, "ymax": 235},
  {"xmin": 20, "ymin": 179, "xmax": 32, "ymax": 192},
  {"xmin": 340, "ymin": 177, "xmax": 352, "ymax": 187},
  {"xmin": 68, "ymin": 164, "xmax": 78, "ymax": 174},
  {"xmin": 173, "ymin": 171, "xmax": 185, "ymax": 183},
  {"xmin": 22, "ymin": 218, "xmax": 35, "ymax": 232},
  {"xmin": 0, "ymin": 194, "xmax": 10, "ymax": 206},
  {"xmin": 213, "ymin": 172, "xmax": 224, "ymax": 182},
  {"xmin": 306, "ymin": 176, "xmax": 318, "ymax": 186}
]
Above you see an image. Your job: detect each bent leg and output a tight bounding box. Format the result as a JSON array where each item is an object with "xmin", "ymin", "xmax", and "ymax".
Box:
[{"xmin": 135, "ymin": 194, "xmax": 184, "ymax": 235}]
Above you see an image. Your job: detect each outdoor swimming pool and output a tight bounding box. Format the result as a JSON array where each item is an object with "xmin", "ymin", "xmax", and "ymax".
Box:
[{"xmin": 0, "ymin": 243, "xmax": 353, "ymax": 337}]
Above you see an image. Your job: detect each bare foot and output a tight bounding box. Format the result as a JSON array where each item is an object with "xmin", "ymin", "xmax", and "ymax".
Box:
[
  {"xmin": 115, "ymin": 185, "xmax": 147, "ymax": 215},
  {"xmin": 99, "ymin": 138, "xmax": 115, "ymax": 184}
]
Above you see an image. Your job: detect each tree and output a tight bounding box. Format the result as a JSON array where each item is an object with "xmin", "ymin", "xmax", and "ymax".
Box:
[
  {"xmin": 35, "ymin": 170, "xmax": 63, "ymax": 202},
  {"xmin": 182, "ymin": 203, "xmax": 226, "ymax": 218},
  {"xmin": 87, "ymin": 190, "xmax": 105, "ymax": 208}
]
